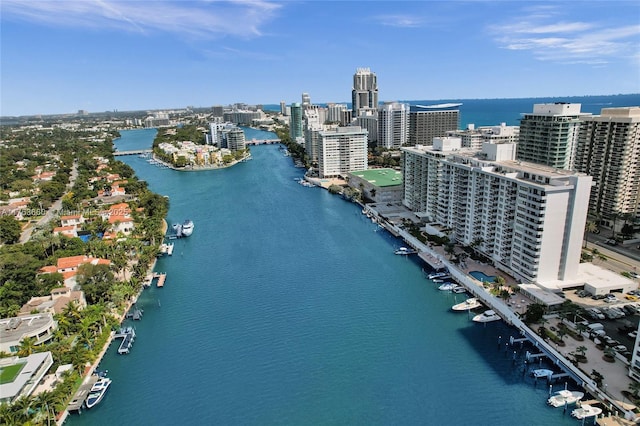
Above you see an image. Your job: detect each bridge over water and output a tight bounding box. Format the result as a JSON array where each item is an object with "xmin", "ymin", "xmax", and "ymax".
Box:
[
  {"xmin": 113, "ymin": 149, "xmax": 152, "ymax": 156},
  {"xmin": 246, "ymin": 139, "xmax": 281, "ymax": 146}
]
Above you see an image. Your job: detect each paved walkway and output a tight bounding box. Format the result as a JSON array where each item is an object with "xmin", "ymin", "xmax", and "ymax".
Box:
[{"xmin": 547, "ymin": 316, "xmax": 635, "ymax": 407}]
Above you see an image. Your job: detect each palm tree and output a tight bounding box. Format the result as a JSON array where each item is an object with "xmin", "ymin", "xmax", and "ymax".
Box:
[
  {"xmin": 610, "ymin": 210, "xmax": 621, "ymax": 239},
  {"xmin": 628, "ymin": 381, "xmax": 640, "ymax": 399},
  {"xmin": 17, "ymin": 336, "xmax": 36, "ymax": 357},
  {"xmin": 584, "ymin": 221, "xmax": 597, "ymax": 248}
]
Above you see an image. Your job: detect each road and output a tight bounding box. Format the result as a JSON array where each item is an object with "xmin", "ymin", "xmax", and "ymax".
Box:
[{"xmin": 19, "ymin": 161, "xmax": 78, "ymax": 244}]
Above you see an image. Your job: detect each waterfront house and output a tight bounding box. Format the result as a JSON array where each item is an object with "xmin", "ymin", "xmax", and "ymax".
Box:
[{"xmin": 19, "ymin": 287, "xmax": 87, "ymax": 316}]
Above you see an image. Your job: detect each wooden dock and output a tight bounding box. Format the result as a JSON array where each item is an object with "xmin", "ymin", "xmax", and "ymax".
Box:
[
  {"xmin": 154, "ymin": 272, "xmax": 167, "ymax": 288},
  {"xmin": 67, "ymin": 375, "xmax": 99, "ymax": 413}
]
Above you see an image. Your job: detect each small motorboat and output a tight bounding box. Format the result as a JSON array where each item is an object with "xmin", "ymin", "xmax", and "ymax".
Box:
[
  {"xmin": 452, "ymin": 298, "xmax": 482, "ymax": 311},
  {"xmin": 547, "ymin": 389, "xmax": 584, "ymax": 407},
  {"xmin": 472, "ymin": 310, "xmax": 501, "ymax": 323},
  {"xmin": 438, "ymin": 282, "xmax": 456, "ymax": 291},
  {"xmin": 571, "ymin": 404, "xmax": 602, "ymax": 419}
]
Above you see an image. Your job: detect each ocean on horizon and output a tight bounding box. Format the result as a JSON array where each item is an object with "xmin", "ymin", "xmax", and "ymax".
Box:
[{"xmin": 264, "ymin": 93, "xmax": 640, "ymax": 128}]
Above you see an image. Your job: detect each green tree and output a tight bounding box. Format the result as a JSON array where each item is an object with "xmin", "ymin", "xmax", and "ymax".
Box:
[
  {"xmin": 0, "ymin": 215, "xmax": 22, "ymax": 244},
  {"xmin": 584, "ymin": 221, "xmax": 597, "ymax": 248}
]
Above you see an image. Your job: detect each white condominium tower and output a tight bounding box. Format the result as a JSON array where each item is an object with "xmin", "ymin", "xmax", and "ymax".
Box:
[
  {"xmin": 326, "ymin": 103, "xmax": 348, "ymax": 123},
  {"xmin": 575, "ymin": 107, "xmax": 640, "ymax": 220},
  {"xmin": 378, "ymin": 102, "xmax": 409, "ymax": 149},
  {"xmin": 318, "ymin": 126, "xmax": 368, "ymax": 178},
  {"xmin": 352, "ymin": 68, "xmax": 378, "ymax": 117},
  {"xmin": 402, "ymin": 140, "xmax": 592, "ymax": 284},
  {"xmin": 447, "ymin": 123, "xmax": 520, "ymax": 150},
  {"xmin": 517, "ymin": 103, "xmax": 589, "ymax": 170}
]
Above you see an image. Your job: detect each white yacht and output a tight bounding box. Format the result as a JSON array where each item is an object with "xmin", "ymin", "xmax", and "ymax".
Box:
[
  {"xmin": 547, "ymin": 390, "xmax": 584, "ymax": 407},
  {"xmin": 394, "ymin": 247, "xmax": 417, "ymax": 255},
  {"xmin": 452, "ymin": 298, "xmax": 482, "ymax": 311},
  {"xmin": 181, "ymin": 220, "xmax": 194, "ymax": 237},
  {"xmin": 438, "ymin": 282, "xmax": 457, "ymax": 291},
  {"xmin": 472, "ymin": 310, "xmax": 501, "ymax": 323},
  {"xmin": 571, "ymin": 404, "xmax": 602, "ymax": 419},
  {"xmin": 85, "ymin": 377, "xmax": 112, "ymax": 409},
  {"xmin": 428, "ymin": 271, "xmax": 449, "ymax": 280}
]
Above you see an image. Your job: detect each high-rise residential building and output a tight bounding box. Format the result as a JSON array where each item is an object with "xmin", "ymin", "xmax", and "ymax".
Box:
[
  {"xmin": 340, "ymin": 110, "xmax": 353, "ymax": 126},
  {"xmin": 517, "ymin": 103, "xmax": 589, "ymax": 170},
  {"xmin": 326, "ymin": 103, "xmax": 347, "ymax": 123},
  {"xmin": 378, "ymin": 102, "xmax": 409, "ymax": 149},
  {"xmin": 212, "ymin": 105, "xmax": 224, "ymax": 117},
  {"xmin": 280, "ymin": 101, "xmax": 287, "ymax": 115},
  {"xmin": 575, "ymin": 107, "xmax": 640, "ymax": 221},
  {"xmin": 226, "ymin": 128, "xmax": 246, "ymax": 151},
  {"xmin": 355, "ymin": 114, "xmax": 378, "ymax": 145},
  {"xmin": 408, "ymin": 106, "xmax": 460, "ymax": 146},
  {"xmin": 303, "ymin": 108, "xmax": 323, "ymax": 162},
  {"xmin": 302, "ymin": 93, "xmax": 311, "ymax": 109},
  {"xmin": 318, "ymin": 126, "xmax": 368, "ymax": 178},
  {"xmin": 352, "ymin": 68, "xmax": 378, "ymax": 117},
  {"xmin": 289, "ymin": 103, "xmax": 303, "ymax": 140},
  {"xmin": 447, "ymin": 123, "xmax": 519, "ymax": 150},
  {"xmin": 402, "ymin": 141, "xmax": 592, "ymax": 285}
]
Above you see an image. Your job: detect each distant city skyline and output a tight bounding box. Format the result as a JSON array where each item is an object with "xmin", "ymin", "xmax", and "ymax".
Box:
[{"xmin": 1, "ymin": 1, "xmax": 639, "ymax": 116}]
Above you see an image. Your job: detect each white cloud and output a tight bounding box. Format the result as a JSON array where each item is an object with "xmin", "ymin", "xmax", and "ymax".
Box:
[
  {"xmin": 1, "ymin": 0, "xmax": 281, "ymax": 39},
  {"xmin": 373, "ymin": 14, "xmax": 424, "ymax": 28},
  {"xmin": 490, "ymin": 10, "xmax": 640, "ymax": 65}
]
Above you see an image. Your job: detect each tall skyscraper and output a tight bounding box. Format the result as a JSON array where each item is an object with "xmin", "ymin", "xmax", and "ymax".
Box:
[
  {"xmin": 351, "ymin": 68, "xmax": 378, "ymax": 117},
  {"xmin": 301, "ymin": 93, "xmax": 311, "ymax": 109},
  {"xmin": 280, "ymin": 101, "xmax": 287, "ymax": 115},
  {"xmin": 408, "ymin": 106, "xmax": 460, "ymax": 146},
  {"xmin": 575, "ymin": 107, "xmax": 640, "ymax": 221},
  {"xmin": 289, "ymin": 103, "xmax": 303, "ymax": 140},
  {"xmin": 402, "ymin": 141, "xmax": 592, "ymax": 285},
  {"xmin": 318, "ymin": 126, "xmax": 368, "ymax": 178},
  {"xmin": 378, "ymin": 102, "xmax": 409, "ymax": 149},
  {"xmin": 516, "ymin": 103, "xmax": 589, "ymax": 170}
]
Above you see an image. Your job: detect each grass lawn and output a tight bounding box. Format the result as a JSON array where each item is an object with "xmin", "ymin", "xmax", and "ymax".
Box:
[{"xmin": 0, "ymin": 362, "xmax": 26, "ymax": 384}]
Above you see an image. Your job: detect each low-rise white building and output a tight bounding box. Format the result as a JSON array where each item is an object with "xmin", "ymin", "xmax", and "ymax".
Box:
[{"xmin": 0, "ymin": 352, "xmax": 54, "ymax": 404}]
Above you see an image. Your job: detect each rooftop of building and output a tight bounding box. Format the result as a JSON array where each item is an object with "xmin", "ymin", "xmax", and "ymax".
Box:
[
  {"xmin": 350, "ymin": 168, "xmax": 403, "ymax": 187},
  {"xmin": 0, "ymin": 314, "xmax": 55, "ymax": 343},
  {"xmin": 0, "ymin": 352, "xmax": 53, "ymax": 403}
]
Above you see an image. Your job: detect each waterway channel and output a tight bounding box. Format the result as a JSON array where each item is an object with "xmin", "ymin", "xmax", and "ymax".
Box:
[{"xmin": 66, "ymin": 128, "xmax": 578, "ymax": 425}]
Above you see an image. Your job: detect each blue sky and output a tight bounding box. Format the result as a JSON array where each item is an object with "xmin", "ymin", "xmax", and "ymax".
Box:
[{"xmin": 1, "ymin": 1, "xmax": 639, "ymax": 116}]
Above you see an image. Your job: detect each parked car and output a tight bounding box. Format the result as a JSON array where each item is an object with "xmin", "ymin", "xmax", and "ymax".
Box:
[
  {"xmin": 625, "ymin": 294, "xmax": 639, "ymax": 301},
  {"xmin": 613, "ymin": 344, "xmax": 627, "ymax": 352},
  {"xmin": 630, "ymin": 272, "xmax": 639, "ymax": 279},
  {"xmin": 622, "ymin": 305, "xmax": 638, "ymax": 315},
  {"xmin": 605, "ymin": 239, "xmax": 618, "ymax": 245},
  {"xmin": 591, "ymin": 294, "xmax": 606, "ymax": 300},
  {"xmin": 577, "ymin": 289, "xmax": 590, "ymax": 298},
  {"xmin": 628, "ymin": 331, "xmax": 638, "ymax": 339}
]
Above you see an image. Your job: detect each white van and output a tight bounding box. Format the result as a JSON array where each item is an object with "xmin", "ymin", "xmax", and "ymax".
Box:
[{"xmin": 587, "ymin": 323, "xmax": 604, "ymax": 332}]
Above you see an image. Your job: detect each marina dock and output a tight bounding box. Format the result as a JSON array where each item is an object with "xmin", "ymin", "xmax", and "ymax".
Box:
[
  {"xmin": 154, "ymin": 272, "xmax": 167, "ymax": 287},
  {"xmin": 114, "ymin": 326, "xmax": 136, "ymax": 354},
  {"xmin": 67, "ymin": 375, "xmax": 99, "ymax": 413}
]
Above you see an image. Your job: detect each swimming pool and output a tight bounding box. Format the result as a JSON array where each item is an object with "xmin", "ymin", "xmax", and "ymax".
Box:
[{"xmin": 469, "ymin": 270, "xmax": 496, "ymax": 283}]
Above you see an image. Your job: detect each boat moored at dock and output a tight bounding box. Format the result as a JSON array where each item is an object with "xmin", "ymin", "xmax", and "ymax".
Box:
[
  {"xmin": 452, "ymin": 298, "xmax": 482, "ymax": 311},
  {"xmin": 472, "ymin": 310, "xmax": 501, "ymax": 323},
  {"xmin": 547, "ymin": 390, "xmax": 584, "ymax": 407},
  {"xmin": 85, "ymin": 377, "xmax": 112, "ymax": 409},
  {"xmin": 394, "ymin": 247, "xmax": 417, "ymax": 255}
]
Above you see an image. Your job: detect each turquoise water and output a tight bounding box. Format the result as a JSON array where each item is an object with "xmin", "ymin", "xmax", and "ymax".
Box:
[
  {"xmin": 469, "ymin": 271, "xmax": 496, "ymax": 283},
  {"xmin": 65, "ymin": 126, "xmax": 583, "ymax": 425}
]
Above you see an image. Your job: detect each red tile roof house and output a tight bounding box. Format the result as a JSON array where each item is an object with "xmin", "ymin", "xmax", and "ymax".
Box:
[
  {"xmin": 31, "ymin": 171, "xmax": 56, "ymax": 182},
  {"xmin": 101, "ymin": 203, "xmax": 134, "ymax": 236},
  {"xmin": 53, "ymin": 225, "xmax": 77, "ymax": 238},
  {"xmin": 40, "ymin": 255, "xmax": 111, "ymax": 287}
]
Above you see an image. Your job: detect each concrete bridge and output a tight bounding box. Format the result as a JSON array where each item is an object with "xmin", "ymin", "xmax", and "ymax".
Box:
[
  {"xmin": 113, "ymin": 149, "xmax": 152, "ymax": 156},
  {"xmin": 246, "ymin": 139, "xmax": 281, "ymax": 146}
]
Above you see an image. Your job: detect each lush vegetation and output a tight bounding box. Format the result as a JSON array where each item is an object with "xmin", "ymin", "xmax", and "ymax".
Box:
[{"xmin": 0, "ymin": 122, "xmax": 168, "ymax": 420}]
